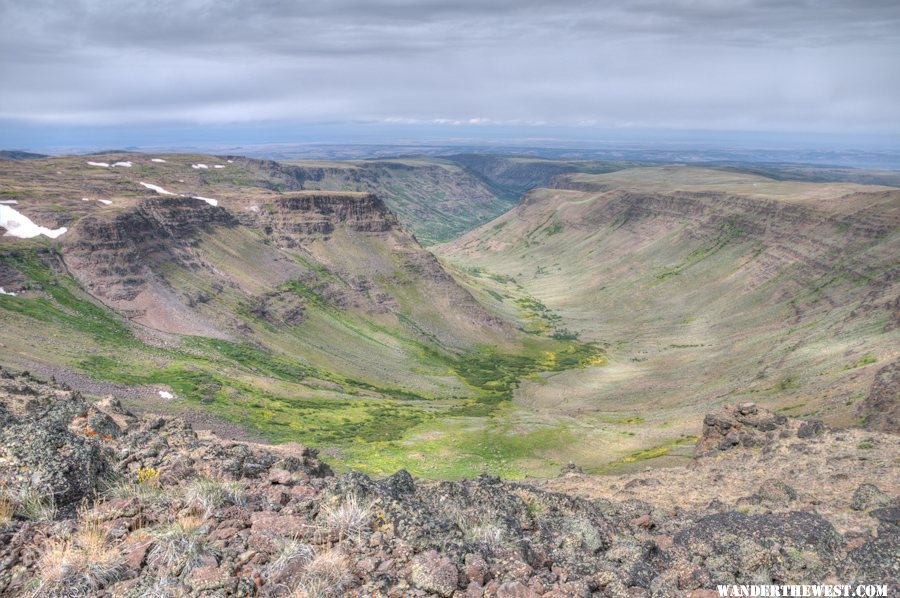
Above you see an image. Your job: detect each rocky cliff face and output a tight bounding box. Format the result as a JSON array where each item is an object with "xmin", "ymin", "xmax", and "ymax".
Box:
[
  {"xmin": 448, "ymin": 155, "xmax": 581, "ymax": 198},
  {"xmin": 238, "ymin": 189, "xmax": 506, "ymax": 340},
  {"xmin": 7, "ymin": 157, "xmax": 504, "ymax": 342},
  {"xmin": 64, "ymin": 198, "xmax": 236, "ymax": 303},
  {"xmin": 225, "ymin": 157, "xmax": 516, "ymax": 245},
  {"xmin": 0, "ymin": 153, "xmax": 517, "ymax": 422},
  {"xmin": 251, "ymin": 192, "xmax": 399, "ymax": 248},
  {"xmin": 550, "ymin": 177, "xmax": 897, "ymax": 239},
  {"xmin": 0, "ymin": 371, "xmax": 896, "ymax": 597}
]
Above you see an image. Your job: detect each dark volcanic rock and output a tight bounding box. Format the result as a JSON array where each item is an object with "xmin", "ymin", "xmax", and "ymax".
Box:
[
  {"xmin": 869, "ymin": 506, "xmax": 900, "ymax": 527},
  {"xmin": 850, "ymin": 483, "xmax": 893, "ymax": 512},
  {"xmin": 0, "ymin": 370, "xmax": 110, "ymax": 508},
  {"xmin": 847, "ymin": 528, "xmax": 900, "ymax": 585},
  {"xmin": 797, "ymin": 419, "xmax": 826, "ymax": 439},
  {"xmin": 255, "ymin": 192, "xmax": 398, "ymax": 248},
  {"xmin": 674, "ymin": 511, "xmax": 844, "ymax": 584},
  {"xmin": 857, "ymin": 359, "xmax": 900, "ymax": 433},
  {"xmin": 694, "ymin": 402, "xmax": 792, "ymax": 457},
  {"xmin": 0, "ymin": 370, "xmax": 897, "ymax": 596}
]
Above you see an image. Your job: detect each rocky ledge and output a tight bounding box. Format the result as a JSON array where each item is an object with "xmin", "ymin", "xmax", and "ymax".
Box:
[
  {"xmin": 0, "ymin": 370, "xmax": 896, "ymax": 597},
  {"xmin": 693, "ymin": 401, "xmax": 826, "ymax": 457}
]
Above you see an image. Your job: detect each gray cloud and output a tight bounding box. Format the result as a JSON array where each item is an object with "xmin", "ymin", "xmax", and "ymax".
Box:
[{"xmin": 1, "ymin": 0, "xmax": 898, "ymax": 133}]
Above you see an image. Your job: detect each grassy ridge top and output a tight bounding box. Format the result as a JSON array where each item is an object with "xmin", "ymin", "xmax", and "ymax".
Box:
[{"xmin": 557, "ymin": 165, "xmax": 898, "ymax": 204}]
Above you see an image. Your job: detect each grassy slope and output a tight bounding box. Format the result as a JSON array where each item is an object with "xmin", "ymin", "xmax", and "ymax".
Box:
[
  {"xmin": 0, "ymin": 153, "xmax": 605, "ymax": 478},
  {"xmin": 437, "ymin": 166, "xmax": 900, "ymax": 472}
]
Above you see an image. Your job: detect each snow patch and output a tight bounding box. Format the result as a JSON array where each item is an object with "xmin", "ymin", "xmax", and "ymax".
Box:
[
  {"xmin": 158, "ymin": 390, "xmax": 174, "ymax": 400},
  {"xmin": 112, "ymin": 161, "xmax": 132, "ymax": 167},
  {"xmin": 0, "ymin": 200, "xmax": 18, "ymax": 204},
  {"xmin": 213, "ymin": 165, "xmax": 225, "ymax": 169},
  {"xmin": 87, "ymin": 161, "xmax": 110, "ymax": 167},
  {"xmin": 248, "ymin": 205, "xmax": 260, "ymax": 213},
  {"xmin": 0, "ymin": 287, "xmax": 16, "ymax": 297},
  {"xmin": 140, "ymin": 182, "xmax": 175, "ymax": 196},
  {"xmin": 97, "ymin": 199, "xmax": 113, "ymax": 205},
  {"xmin": 192, "ymin": 196, "xmax": 219, "ymax": 206},
  {"xmin": 227, "ymin": 159, "xmax": 234, "ymax": 163},
  {"xmin": 151, "ymin": 158, "xmax": 167, "ymax": 163},
  {"xmin": 0, "ymin": 205, "xmax": 67, "ymax": 239},
  {"xmin": 191, "ymin": 163, "xmax": 209, "ymax": 169}
]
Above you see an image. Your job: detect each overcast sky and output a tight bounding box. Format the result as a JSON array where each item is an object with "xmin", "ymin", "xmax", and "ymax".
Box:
[{"xmin": 1, "ymin": 0, "xmax": 899, "ymax": 146}]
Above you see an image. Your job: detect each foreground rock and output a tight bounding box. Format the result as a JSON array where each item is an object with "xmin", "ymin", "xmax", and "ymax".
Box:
[
  {"xmin": 0, "ymin": 372, "xmax": 897, "ymax": 596},
  {"xmin": 693, "ymin": 401, "xmax": 826, "ymax": 457}
]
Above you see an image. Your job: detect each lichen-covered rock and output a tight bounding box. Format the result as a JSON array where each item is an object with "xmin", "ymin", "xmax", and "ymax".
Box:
[
  {"xmin": 694, "ymin": 403, "xmax": 787, "ymax": 456},
  {"xmin": 694, "ymin": 403, "xmax": 823, "ymax": 457},
  {"xmin": 847, "ymin": 525, "xmax": 900, "ymax": 585},
  {"xmin": 0, "ymin": 369, "xmax": 897, "ymax": 596},
  {"xmin": 0, "ymin": 370, "xmax": 111, "ymax": 507},
  {"xmin": 674, "ymin": 511, "xmax": 844, "ymax": 584},
  {"xmin": 410, "ymin": 550, "xmax": 459, "ymax": 596},
  {"xmin": 850, "ymin": 483, "xmax": 893, "ymax": 511},
  {"xmin": 797, "ymin": 419, "xmax": 825, "ymax": 439}
]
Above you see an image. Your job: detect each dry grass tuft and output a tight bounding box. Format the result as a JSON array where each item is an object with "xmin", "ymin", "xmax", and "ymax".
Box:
[
  {"xmin": 33, "ymin": 517, "xmax": 123, "ymax": 596},
  {"xmin": 145, "ymin": 576, "xmax": 181, "ymax": 598},
  {"xmin": 183, "ymin": 477, "xmax": 245, "ymax": 517},
  {"xmin": 445, "ymin": 503, "xmax": 506, "ymax": 548},
  {"xmin": 318, "ymin": 494, "xmax": 372, "ymax": 540},
  {"xmin": 291, "ymin": 549, "xmax": 353, "ymax": 598},
  {"xmin": 148, "ymin": 514, "xmax": 212, "ymax": 577},
  {"xmin": 265, "ymin": 538, "xmax": 314, "ymax": 580},
  {"xmin": 103, "ymin": 474, "xmax": 166, "ymax": 504},
  {"xmin": 465, "ymin": 519, "xmax": 506, "ymax": 546},
  {"xmin": 19, "ymin": 487, "xmax": 57, "ymax": 521},
  {"xmin": 0, "ymin": 489, "xmax": 13, "ymax": 525}
]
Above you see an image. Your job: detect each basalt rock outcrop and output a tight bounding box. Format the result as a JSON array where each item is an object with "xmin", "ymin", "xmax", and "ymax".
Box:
[
  {"xmin": 239, "ymin": 190, "xmax": 503, "ymax": 335},
  {"xmin": 0, "ymin": 153, "xmax": 517, "ymax": 405},
  {"xmin": 253, "ymin": 192, "xmax": 398, "ymax": 248},
  {"xmin": 222, "ymin": 157, "xmax": 515, "ymax": 246},
  {"xmin": 63, "ymin": 197, "xmax": 237, "ymax": 302},
  {"xmin": 1, "ymin": 372, "xmax": 897, "ymax": 597},
  {"xmin": 0, "ymin": 369, "xmax": 111, "ymax": 507},
  {"xmin": 693, "ymin": 402, "xmax": 824, "ymax": 457},
  {"xmin": 857, "ymin": 359, "xmax": 900, "ymax": 434}
]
